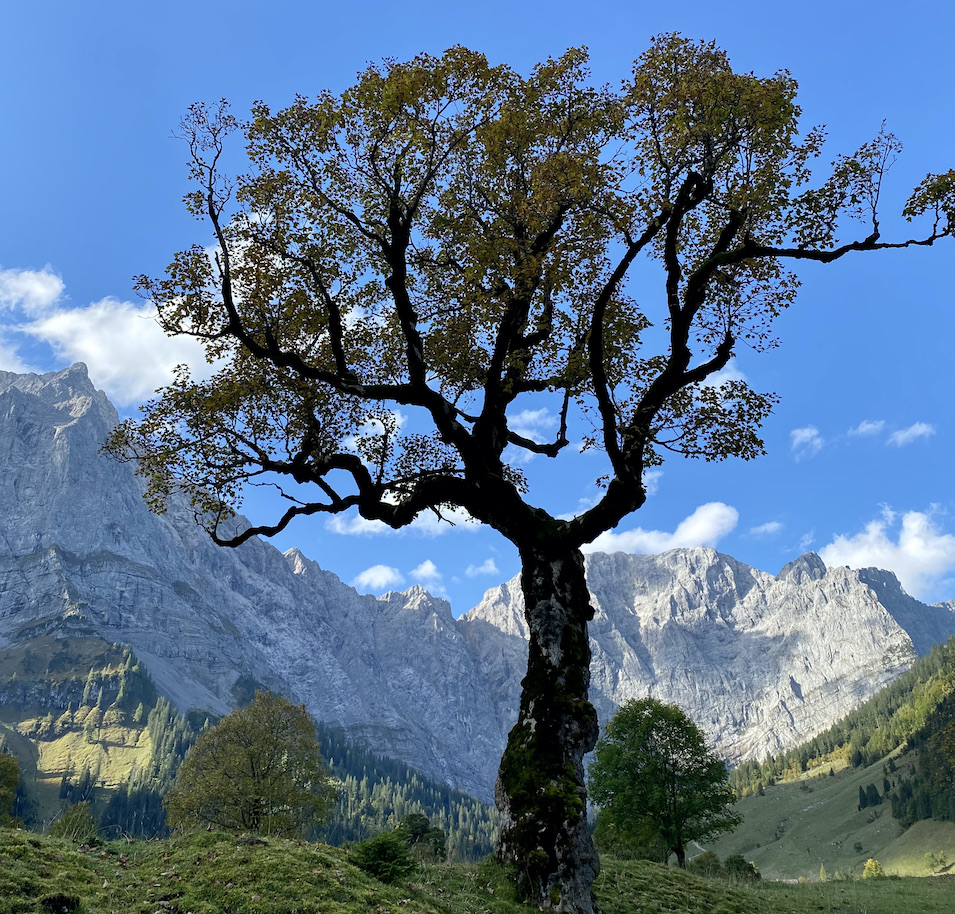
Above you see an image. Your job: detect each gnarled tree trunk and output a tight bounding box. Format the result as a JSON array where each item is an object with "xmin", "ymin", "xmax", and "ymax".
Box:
[{"xmin": 495, "ymin": 544, "xmax": 600, "ymax": 914}]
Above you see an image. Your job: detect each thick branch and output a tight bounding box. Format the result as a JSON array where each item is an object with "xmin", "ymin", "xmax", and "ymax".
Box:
[
  {"xmin": 730, "ymin": 228, "xmax": 950, "ymax": 266},
  {"xmin": 588, "ymin": 213, "xmax": 669, "ymax": 470}
]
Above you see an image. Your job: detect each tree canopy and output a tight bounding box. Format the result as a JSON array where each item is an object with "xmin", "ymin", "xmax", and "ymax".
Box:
[
  {"xmin": 108, "ymin": 35, "xmax": 952, "ymax": 913},
  {"xmin": 164, "ymin": 691, "xmax": 334, "ymax": 837},
  {"xmin": 588, "ymin": 698, "xmax": 741, "ymax": 868}
]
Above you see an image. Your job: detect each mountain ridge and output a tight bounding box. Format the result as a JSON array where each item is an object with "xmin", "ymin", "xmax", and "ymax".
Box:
[{"xmin": 2, "ymin": 363, "xmax": 954, "ymax": 801}]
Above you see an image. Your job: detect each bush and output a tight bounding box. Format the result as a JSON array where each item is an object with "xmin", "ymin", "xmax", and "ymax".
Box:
[
  {"xmin": 351, "ymin": 831, "xmax": 417, "ymax": 884},
  {"xmin": 396, "ymin": 812, "xmax": 447, "ymax": 861},
  {"xmin": 687, "ymin": 850, "xmax": 723, "ymax": 878},
  {"xmin": 862, "ymin": 858, "xmax": 885, "ymax": 879},
  {"xmin": 723, "ymin": 854, "xmax": 761, "ymax": 882},
  {"xmin": 39, "ymin": 894, "xmax": 81, "ymax": 913}
]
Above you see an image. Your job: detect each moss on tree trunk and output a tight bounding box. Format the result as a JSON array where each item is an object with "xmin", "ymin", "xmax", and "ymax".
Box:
[{"xmin": 495, "ymin": 545, "xmax": 600, "ymax": 914}]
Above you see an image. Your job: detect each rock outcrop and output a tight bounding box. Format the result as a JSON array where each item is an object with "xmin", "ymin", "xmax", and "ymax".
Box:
[{"xmin": 2, "ymin": 364, "xmax": 954, "ymax": 801}]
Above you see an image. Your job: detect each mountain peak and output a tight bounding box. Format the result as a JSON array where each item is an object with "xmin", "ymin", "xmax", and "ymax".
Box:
[
  {"xmin": 3, "ymin": 369, "xmax": 955, "ymax": 801},
  {"xmin": 0, "ymin": 362, "xmax": 115, "ymax": 429},
  {"xmin": 777, "ymin": 552, "xmax": 827, "ymax": 584},
  {"xmin": 0, "ymin": 361, "xmax": 93, "ymax": 395}
]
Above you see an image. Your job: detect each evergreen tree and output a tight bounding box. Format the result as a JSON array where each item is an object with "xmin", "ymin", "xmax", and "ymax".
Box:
[{"xmin": 0, "ymin": 753, "xmax": 20, "ymax": 827}]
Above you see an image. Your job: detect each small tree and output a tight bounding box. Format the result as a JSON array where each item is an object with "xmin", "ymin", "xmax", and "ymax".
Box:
[
  {"xmin": 164, "ymin": 691, "xmax": 334, "ymax": 837},
  {"xmin": 397, "ymin": 812, "xmax": 447, "ymax": 861},
  {"xmin": 588, "ymin": 698, "xmax": 741, "ymax": 868}
]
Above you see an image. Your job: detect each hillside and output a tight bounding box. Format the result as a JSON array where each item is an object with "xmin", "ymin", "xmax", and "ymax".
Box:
[
  {"xmin": 711, "ymin": 637, "xmax": 955, "ymax": 878},
  {"xmin": 0, "ymin": 639, "xmax": 497, "ymax": 858},
  {"xmin": 4, "ymin": 829, "xmax": 955, "ymax": 914}
]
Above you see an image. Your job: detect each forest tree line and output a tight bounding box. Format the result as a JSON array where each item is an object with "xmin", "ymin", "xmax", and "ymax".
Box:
[
  {"xmin": 729, "ymin": 636, "xmax": 955, "ymax": 831},
  {"xmin": 3, "ymin": 647, "xmax": 497, "ymax": 858}
]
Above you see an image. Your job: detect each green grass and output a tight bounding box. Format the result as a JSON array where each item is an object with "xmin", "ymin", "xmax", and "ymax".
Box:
[
  {"xmin": 2, "ymin": 829, "xmax": 954, "ymax": 914},
  {"xmin": 878, "ymin": 818, "xmax": 955, "ymax": 875},
  {"xmin": 710, "ymin": 751, "xmax": 929, "ymax": 879}
]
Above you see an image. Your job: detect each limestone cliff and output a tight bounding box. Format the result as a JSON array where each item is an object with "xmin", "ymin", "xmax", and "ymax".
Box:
[{"xmin": 2, "ymin": 364, "xmax": 954, "ymax": 801}]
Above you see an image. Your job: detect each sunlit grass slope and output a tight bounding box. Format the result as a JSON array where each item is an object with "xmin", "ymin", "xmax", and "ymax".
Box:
[{"xmin": 2, "ymin": 830, "xmax": 954, "ymax": 914}]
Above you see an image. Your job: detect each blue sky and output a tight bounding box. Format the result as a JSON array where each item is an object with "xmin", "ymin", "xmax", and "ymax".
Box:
[{"xmin": 2, "ymin": 1, "xmax": 954, "ymax": 612}]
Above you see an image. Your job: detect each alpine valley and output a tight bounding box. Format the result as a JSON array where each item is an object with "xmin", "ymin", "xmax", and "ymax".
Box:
[{"xmin": 3, "ymin": 364, "xmax": 955, "ymax": 807}]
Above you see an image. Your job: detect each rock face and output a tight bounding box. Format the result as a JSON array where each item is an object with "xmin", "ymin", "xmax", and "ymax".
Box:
[
  {"xmin": 463, "ymin": 550, "xmax": 955, "ymax": 768},
  {"xmin": 2, "ymin": 364, "xmax": 955, "ymax": 801},
  {"xmin": 0, "ymin": 364, "xmax": 503, "ymax": 796}
]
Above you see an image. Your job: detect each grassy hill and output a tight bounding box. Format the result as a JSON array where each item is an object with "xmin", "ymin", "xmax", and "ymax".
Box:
[
  {"xmin": 709, "ymin": 749, "xmax": 955, "ymax": 879},
  {"xmin": 3, "ymin": 828, "xmax": 955, "ymax": 914},
  {"xmin": 711, "ymin": 636, "xmax": 955, "ymax": 880}
]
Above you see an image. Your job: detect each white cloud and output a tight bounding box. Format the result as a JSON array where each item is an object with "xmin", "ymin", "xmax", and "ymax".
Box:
[
  {"xmin": 505, "ymin": 407, "xmax": 559, "ymax": 464},
  {"xmin": 326, "ymin": 505, "xmax": 478, "ymax": 538},
  {"xmin": 410, "ymin": 559, "xmax": 442, "ymax": 585},
  {"xmin": 557, "ymin": 494, "xmax": 601, "ymax": 522},
  {"xmin": 510, "ymin": 408, "xmax": 557, "ymax": 441},
  {"xmin": 22, "ymin": 298, "xmax": 214, "ymax": 406},
  {"xmin": 465, "ymin": 558, "xmax": 500, "ymax": 577},
  {"xmin": 0, "ymin": 336, "xmax": 34, "ymax": 374},
  {"xmin": 583, "ymin": 502, "xmax": 739, "ymax": 555},
  {"xmin": 888, "ymin": 422, "xmax": 935, "ymax": 447},
  {"xmin": 798, "ymin": 530, "xmax": 816, "ymax": 551},
  {"xmin": 327, "ymin": 514, "xmax": 392, "ymax": 536},
  {"xmin": 0, "ymin": 266, "xmax": 64, "ymax": 315},
  {"xmin": 848, "ymin": 420, "xmax": 885, "ymax": 437},
  {"xmin": 0, "ymin": 268, "xmax": 218, "ymax": 407},
  {"xmin": 819, "ymin": 506, "xmax": 955, "ymax": 601},
  {"xmin": 701, "ymin": 358, "xmax": 747, "ymax": 388},
  {"xmin": 644, "ymin": 469, "xmax": 663, "ymax": 497},
  {"xmin": 750, "ymin": 521, "xmax": 783, "ymax": 536},
  {"xmin": 351, "ymin": 564, "xmax": 405, "ymax": 592},
  {"xmin": 790, "ymin": 426, "xmax": 823, "ymax": 460}
]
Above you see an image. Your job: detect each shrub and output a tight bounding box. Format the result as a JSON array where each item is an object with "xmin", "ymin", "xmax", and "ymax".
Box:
[
  {"xmin": 351, "ymin": 831, "xmax": 417, "ymax": 884},
  {"xmin": 862, "ymin": 858, "xmax": 885, "ymax": 879},
  {"xmin": 723, "ymin": 854, "xmax": 761, "ymax": 882},
  {"xmin": 396, "ymin": 812, "xmax": 447, "ymax": 861},
  {"xmin": 39, "ymin": 894, "xmax": 81, "ymax": 913},
  {"xmin": 687, "ymin": 850, "xmax": 723, "ymax": 878}
]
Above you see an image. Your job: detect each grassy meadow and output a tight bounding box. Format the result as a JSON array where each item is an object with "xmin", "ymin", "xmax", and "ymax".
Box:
[
  {"xmin": 1, "ymin": 828, "xmax": 954, "ymax": 914},
  {"xmin": 710, "ymin": 749, "xmax": 955, "ymax": 881}
]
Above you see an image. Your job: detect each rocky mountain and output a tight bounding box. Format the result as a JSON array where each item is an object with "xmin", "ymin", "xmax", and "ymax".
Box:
[
  {"xmin": 2, "ymin": 364, "xmax": 955, "ymax": 802},
  {"xmin": 464, "ymin": 549, "xmax": 955, "ymax": 767}
]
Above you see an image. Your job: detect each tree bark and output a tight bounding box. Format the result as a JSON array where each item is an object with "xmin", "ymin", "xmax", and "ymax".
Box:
[{"xmin": 495, "ymin": 544, "xmax": 601, "ymax": 913}]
